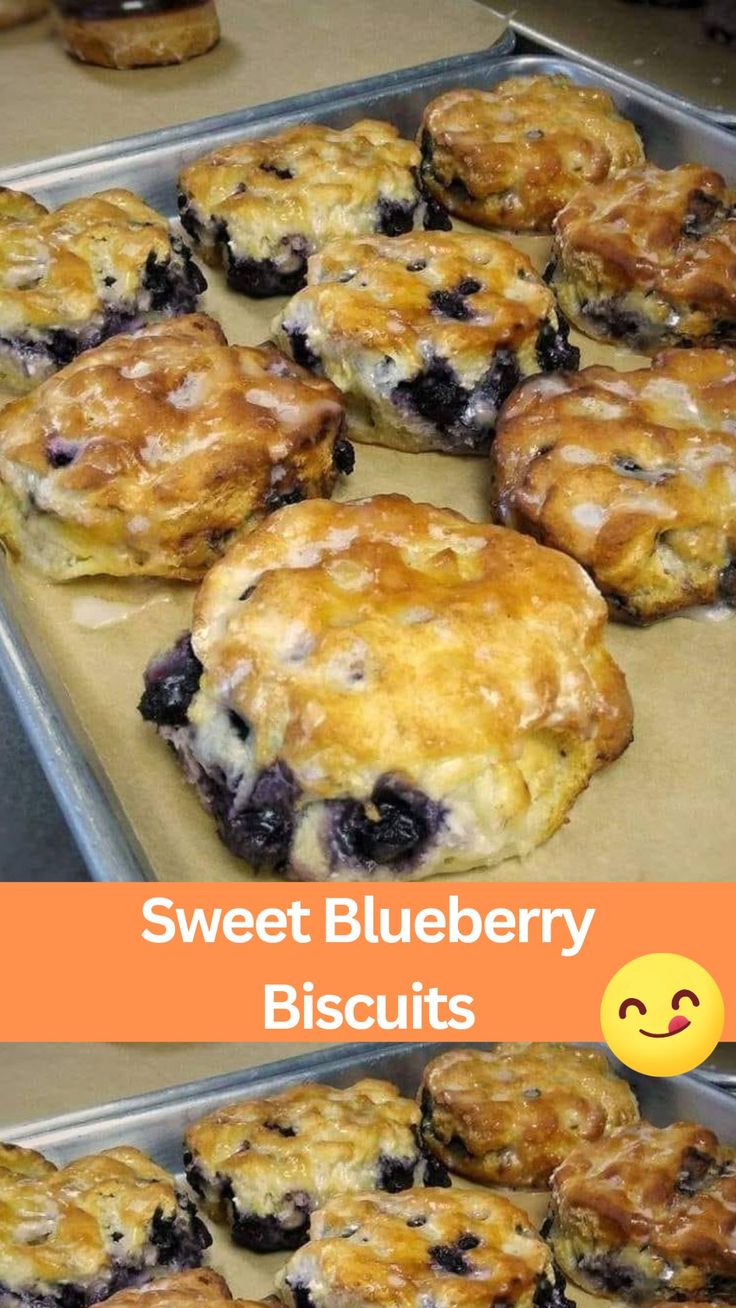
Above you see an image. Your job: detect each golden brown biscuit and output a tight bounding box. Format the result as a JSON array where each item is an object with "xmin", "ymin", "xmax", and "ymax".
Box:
[
  {"xmin": 418, "ymin": 1044, "xmax": 639, "ymax": 1189},
  {"xmin": 491, "ymin": 348, "xmax": 736, "ymax": 623},
  {"xmin": 0, "ymin": 186, "xmax": 206, "ymax": 394},
  {"xmin": 177, "ymin": 121, "xmax": 450, "ymax": 298},
  {"xmin": 274, "ymin": 231, "xmax": 579, "ymax": 454},
  {"xmin": 548, "ymin": 1120, "xmax": 736, "ymax": 1302},
  {"xmin": 0, "ymin": 314, "xmax": 351, "ymax": 581},
  {"xmin": 0, "ymin": 1143, "xmax": 211, "ymax": 1308},
  {"xmin": 139, "ymin": 495, "xmax": 632, "ymax": 880},
  {"xmin": 55, "ymin": 0, "xmax": 220, "ymax": 69},
  {"xmin": 276, "ymin": 1187, "xmax": 572, "ymax": 1308},
  {"xmin": 549, "ymin": 163, "xmax": 736, "ymax": 350},
  {"xmin": 183, "ymin": 1079, "xmax": 449, "ymax": 1253},
  {"xmin": 418, "ymin": 76, "xmax": 644, "ymax": 233}
]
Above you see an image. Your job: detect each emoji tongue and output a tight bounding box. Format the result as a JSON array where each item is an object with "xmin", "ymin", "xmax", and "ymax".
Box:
[{"xmin": 669, "ymin": 1015, "xmax": 690, "ymax": 1034}]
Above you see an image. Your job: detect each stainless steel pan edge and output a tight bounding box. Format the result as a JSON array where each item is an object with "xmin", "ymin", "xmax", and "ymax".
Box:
[
  {"xmin": 2, "ymin": 1044, "xmax": 735, "ymax": 1173},
  {"xmin": 1, "ymin": 50, "xmax": 735, "ymax": 882}
]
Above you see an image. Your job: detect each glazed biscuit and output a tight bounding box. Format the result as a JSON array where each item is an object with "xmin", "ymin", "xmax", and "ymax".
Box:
[
  {"xmin": 419, "ymin": 76, "xmax": 644, "ymax": 233},
  {"xmin": 274, "ymin": 231, "xmax": 579, "ymax": 455},
  {"xmin": 139, "ymin": 495, "xmax": 632, "ymax": 880},
  {"xmin": 548, "ymin": 163, "xmax": 736, "ymax": 351},
  {"xmin": 183, "ymin": 1079, "xmax": 450, "ymax": 1253},
  {"xmin": 0, "ymin": 314, "xmax": 351, "ymax": 581},
  {"xmin": 491, "ymin": 349, "xmax": 736, "ymax": 623},
  {"xmin": 177, "ymin": 121, "xmax": 450, "ymax": 299},
  {"xmin": 418, "ymin": 1044, "xmax": 639, "ymax": 1189},
  {"xmin": 548, "ymin": 1120, "xmax": 736, "ymax": 1302},
  {"xmin": 0, "ymin": 186, "xmax": 205, "ymax": 394},
  {"xmin": 276, "ymin": 1187, "xmax": 574, "ymax": 1308},
  {"xmin": 0, "ymin": 1143, "xmax": 211, "ymax": 1308}
]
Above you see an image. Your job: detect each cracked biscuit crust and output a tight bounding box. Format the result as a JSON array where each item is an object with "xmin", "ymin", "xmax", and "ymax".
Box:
[
  {"xmin": 0, "ymin": 186, "xmax": 205, "ymax": 393},
  {"xmin": 419, "ymin": 1044, "xmax": 639, "ymax": 1189},
  {"xmin": 274, "ymin": 231, "xmax": 579, "ymax": 454},
  {"xmin": 549, "ymin": 163, "xmax": 736, "ymax": 350},
  {"xmin": 0, "ymin": 314, "xmax": 349, "ymax": 581},
  {"xmin": 491, "ymin": 348, "xmax": 736, "ymax": 623},
  {"xmin": 276, "ymin": 1187, "xmax": 572, "ymax": 1308},
  {"xmin": 183, "ymin": 1079, "xmax": 449, "ymax": 1253},
  {"xmin": 177, "ymin": 121, "xmax": 449, "ymax": 298},
  {"xmin": 549, "ymin": 1120, "xmax": 736, "ymax": 1303},
  {"xmin": 418, "ymin": 76, "xmax": 644, "ymax": 233},
  {"xmin": 0, "ymin": 1143, "xmax": 211, "ymax": 1308},
  {"xmin": 139, "ymin": 495, "xmax": 632, "ymax": 881}
]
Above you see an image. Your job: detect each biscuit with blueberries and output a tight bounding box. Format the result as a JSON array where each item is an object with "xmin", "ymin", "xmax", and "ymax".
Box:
[
  {"xmin": 419, "ymin": 1044, "xmax": 639, "ymax": 1189},
  {"xmin": 491, "ymin": 348, "xmax": 736, "ymax": 623},
  {"xmin": 418, "ymin": 76, "xmax": 644, "ymax": 233},
  {"xmin": 548, "ymin": 163, "xmax": 736, "ymax": 351},
  {"xmin": 177, "ymin": 121, "xmax": 450, "ymax": 299},
  {"xmin": 548, "ymin": 1120, "xmax": 736, "ymax": 1302},
  {"xmin": 139, "ymin": 495, "xmax": 632, "ymax": 881},
  {"xmin": 0, "ymin": 186, "xmax": 205, "ymax": 393},
  {"xmin": 0, "ymin": 1143, "xmax": 211, "ymax": 1308},
  {"xmin": 274, "ymin": 230, "xmax": 579, "ymax": 454},
  {"xmin": 183, "ymin": 1079, "xmax": 449, "ymax": 1253}
]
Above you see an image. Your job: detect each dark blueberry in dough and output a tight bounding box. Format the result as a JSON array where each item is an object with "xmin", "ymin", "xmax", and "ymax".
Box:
[
  {"xmin": 219, "ymin": 760, "xmax": 300, "ymax": 872},
  {"xmin": 228, "ymin": 710, "xmax": 250, "ymax": 741},
  {"xmin": 536, "ymin": 318, "xmax": 580, "ymax": 373},
  {"xmin": 333, "ymin": 435, "xmax": 355, "ymax": 475},
  {"xmin": 260, "ymin": 162, "xmax": 294, "ymax": 180},
  {"xmin": 265, "ymin": 484, "xmax": 306, "ymax": 513},
  {"xmin": 286, "ymin": 327, "xmax": 321, "ymax": 372},
  {"xmin": 376, "ymin": 196, "xmax": 417, "ymax": 237},
  {"xmin": 139, "ymin": 633, "xmax": 203, "ymax": 728},
  {"xmin": 682, "ymin": 188, "xmax": 720, "ymax": 237},
  {"xmin": 676, "ymin": 1145, "xmax": 713, "ymax": 1194},
  {"xmin": 231, "ymin": 1208, "xmax": 310, "ymax": 1252},
  {"xmin": 718, "ymin": 559, "xmax": 736, "ymax": 604},
  {"xmin": 430, "ymin": 1243, "xmax": 473, "ymax": 1275},
  {"xmin": 393, "ymin": 358, "xmax": 469, "ymax": 432},
  {"xmin": 430, "ymin": 288, "xmax": 474, "ymax": 321}
]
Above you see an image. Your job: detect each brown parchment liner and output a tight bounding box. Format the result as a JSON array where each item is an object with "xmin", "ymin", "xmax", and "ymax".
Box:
[{"xmin": 1, "ymin": 227, "xmax": 734, "ymax": 883}]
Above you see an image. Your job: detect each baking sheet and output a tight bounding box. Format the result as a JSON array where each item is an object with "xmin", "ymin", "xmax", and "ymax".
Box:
[
  {"xmin": 4, "ymin": 1043, "xmax": 736, "ymax": 1308},
  {"xmin": 1, "ymin": 56, "xmax": 735, "ymax": 883},
  {"xmin": 0, "ymin": 0, "xmax": 510, "ymax": 168}
]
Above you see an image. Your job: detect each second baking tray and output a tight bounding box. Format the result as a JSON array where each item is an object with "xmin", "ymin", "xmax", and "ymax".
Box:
[
  {"xmin": 1, "ymin": 53, "xmax": 735, "ymax": 883},
  {"xmin": 3, "ymin": 1043, "xmax": 736, "ymax": 1308}
]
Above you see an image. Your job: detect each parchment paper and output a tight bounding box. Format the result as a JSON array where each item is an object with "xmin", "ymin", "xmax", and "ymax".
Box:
[
  {"xmin": 0, "ymin": 0, "xmax": 508, "ymax": 168},
  {"xmin": 1, "ymin": 225, "xmax": 734, "ymax": 883}
]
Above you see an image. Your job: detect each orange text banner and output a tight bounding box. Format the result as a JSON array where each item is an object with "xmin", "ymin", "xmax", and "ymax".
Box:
[{"xmin": 3, "ymin": 883, "xmax": 733, "ymax": 1041}]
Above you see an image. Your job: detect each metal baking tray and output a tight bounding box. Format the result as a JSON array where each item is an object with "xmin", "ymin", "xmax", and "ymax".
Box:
[
  {"xmin": 3, "ymin": 1042, "xmax": 736, "ymax": 1168},
  {"xmin": 1, "ymin": 52, "xmax": 735, "ymax": 883}
]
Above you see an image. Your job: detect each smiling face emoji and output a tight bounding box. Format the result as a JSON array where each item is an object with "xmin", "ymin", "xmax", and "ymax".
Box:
[{"xmin": 600, "ymin": 953, "xmax": 725, "ymax": 1076}]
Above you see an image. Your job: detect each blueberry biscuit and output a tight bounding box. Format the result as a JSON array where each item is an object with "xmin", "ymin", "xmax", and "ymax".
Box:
[
  {"xmin": 183, "ymin": 1079, "xmax": 449, "ymax": 1253},
  {"xmin": 139, "ymin": 495, "xmax": 632, "ymax": 880},
  {"xmin": 177, "ymin": 121, "xmax": 450, "ymax": 299},
  {"xmin": 549, "ymin": 163, "xmax": 736, "ymax": 351},
  {"xmin": 0, "ymin": 1143, "xmax": 211, "ymax": 1308},
  {"xmin": 101, "ymin": 1271, "xmax": 258, "ymax": 1308},
  {"xmin": 276, "ymin": 1187, "xmax": 574, "ymax": 1308},
  {"xmin": 548, "ymin": 1120, "xmax": 736, "ymax": 1302},
  {"xmin": 418, "ymin": 76, "xmax": 644, "ymax": 233},
  {"xmin": 273, "ymin": 231, "xmax": 579, "ymax": 454},
  {"xmin": 0, "ymin": 314, "xmax": 350, "ymax": 581},
  {"xmin": 491, "ymin": 348, "xmax": 736, "ymax": 623},
  {"xmin": 419, "ymin": 1045, "xmax": 639, "ymax": 1189},
  {"xmin": 0, "ymin": 186, "xmax": 206, "ymax": 394}
]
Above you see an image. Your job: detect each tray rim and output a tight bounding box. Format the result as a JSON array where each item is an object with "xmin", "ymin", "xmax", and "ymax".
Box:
[{"xmin": 1, "ymin": 45, "xmax": 735, "ymax": 884}]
